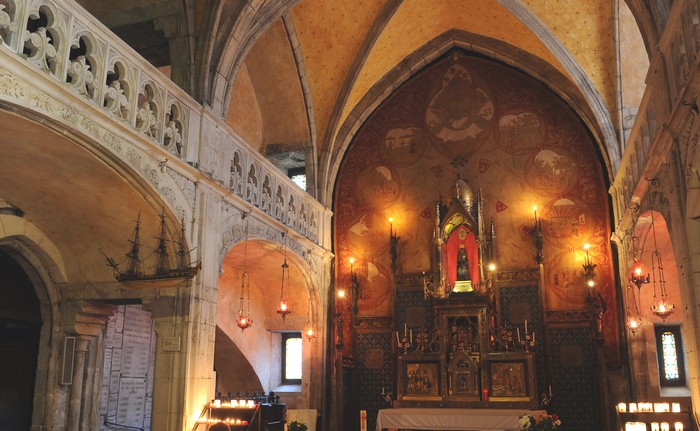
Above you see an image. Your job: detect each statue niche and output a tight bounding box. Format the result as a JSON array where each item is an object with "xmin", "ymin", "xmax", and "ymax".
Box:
[{"xmin": 425, "ymin": 173, "xmax": 492, "ymax": 298}]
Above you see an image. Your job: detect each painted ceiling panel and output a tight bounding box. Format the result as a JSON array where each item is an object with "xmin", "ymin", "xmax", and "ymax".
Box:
[
  {"xmin": 339, "ymin": 0, "xmax": 566, "ymax": 146},
  {"xmin": 522, "ymin": 0, "xmax": 617, "ymax": 122},
  {"xmin": 291, "ymin": 0, "xmax": 390, "ymax": 148},
  {"xmin": 228, "ymin": 63, "xmax": 264, "ymax": 152},
  {"xmin": 244, "ymin": 19, "xmax": 310, "ymax": 147}
]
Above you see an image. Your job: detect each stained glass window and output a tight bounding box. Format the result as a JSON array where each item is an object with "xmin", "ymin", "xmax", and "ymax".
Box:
[
  {"xmin": 291, "ymin": 174, "xmax": 306, "ymax": 190},
  {"xmin": 661, "ymin": 331, "xmax": 679, "ymax": 380},
  {"xmin": 655, "ymin": 325, "xmax": 686, "ymax": 386}
]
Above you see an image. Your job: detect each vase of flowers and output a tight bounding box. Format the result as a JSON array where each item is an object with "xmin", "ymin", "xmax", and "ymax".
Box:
[
  {"xmin": 519, "ymin": 412, "xmax": 561, "ymax": 430},
  {"xmin": 287, "ymin": 420, "xmax": 308, "ymax": 431}
]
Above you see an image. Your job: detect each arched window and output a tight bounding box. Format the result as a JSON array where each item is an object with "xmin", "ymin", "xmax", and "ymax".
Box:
[{"xmin": 655, "ymin": 325, "xmax": 686, "ymax": 387}]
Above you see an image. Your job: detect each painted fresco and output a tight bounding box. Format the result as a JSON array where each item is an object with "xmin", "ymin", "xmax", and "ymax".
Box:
[{"xmin": 335, "ymin": 53, "xmax": 619, "ymax": 361}]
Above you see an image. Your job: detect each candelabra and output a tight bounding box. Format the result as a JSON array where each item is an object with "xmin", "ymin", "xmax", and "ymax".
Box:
[
  {"xmin": 516, "ymin": 320, "xmax": 536, "ymax": 352},
  {"xmin": 396, "ymin": 324, "xmax": 413, "ymax": 354},
  {"xmin": 489, "ymin": 323, "xmax": 515, "ymax": 352}
]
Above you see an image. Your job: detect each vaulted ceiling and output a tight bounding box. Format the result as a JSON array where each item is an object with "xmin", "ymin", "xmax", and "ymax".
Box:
[{"xmin": 76, "ymin": 0, "xmax": 651, "ymax": 201}]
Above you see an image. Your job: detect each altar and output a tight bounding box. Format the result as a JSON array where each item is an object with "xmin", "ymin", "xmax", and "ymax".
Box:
[{"xmin": 375, "ymin": 408, "xmax": 541, "ymax": 431}]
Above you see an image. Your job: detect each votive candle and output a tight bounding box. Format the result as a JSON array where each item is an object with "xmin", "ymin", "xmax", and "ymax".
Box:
[
  {"xmin": 654, "ymin": 403, "xmax": 669, "ymax": 412},
  {"xmin": 626, "ymin": 422, "xmax": 647, "ymax": 431},
  {"xmin": 618, "ymin": 402, "xmax": 627, "ymax": 412},
  {"xmin": 674, "ymin": 422, "xmax": 683, "ymax": 431},
  {"xmin": 629, "ymin": 403, "xmax": 638, "ymax": 413},
  {"xmin": 661, "ymin": 422, "xmax": 670, "ymax": 431},
  {"xmin": 672, "ymin": 403, "xmax": 681, "ymax": 412},
  {"xmin": 651, "ymin": 423, "xmax": 660, "ymax": 431}
]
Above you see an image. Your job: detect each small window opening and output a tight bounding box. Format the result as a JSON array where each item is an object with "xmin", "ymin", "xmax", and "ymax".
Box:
[{"xmin": 282, "ymin": 332, "xmax": 302, "ymax": 385}]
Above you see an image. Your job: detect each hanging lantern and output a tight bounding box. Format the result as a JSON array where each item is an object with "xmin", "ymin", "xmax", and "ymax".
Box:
[
  {"xmin": 304, "ymin": 299, "xmax": 316, "ymax": 341},
  {"xmin": 630, "ymin": 258, "xmax": 649, "ymax": 289},
  {"xmin": 645, "ymin": 178, "xmax": 675, "ymax": 321},
  {"xmin": 236, "ymin": 215, "xmax": 253, "ymax": 331},
  {"xmin": 626, "ymin": 313, "xmax": 641, "ymax": 335},
  {"xmin": 277, "ymin": 233, "xmax": 293, "ymax": 320}
]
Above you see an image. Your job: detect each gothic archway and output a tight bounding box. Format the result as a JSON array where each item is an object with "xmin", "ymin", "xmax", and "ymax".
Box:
[{"xmin": 0, "ymin": 249, "xmax": 42, "ymax": 431}]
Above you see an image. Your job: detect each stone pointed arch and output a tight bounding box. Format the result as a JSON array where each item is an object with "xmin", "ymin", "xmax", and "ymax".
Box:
[
  {"xmin": 0, "ymin": 99, "xmax": 197, "ymax": 280},
  {"xmin": 320, "ymin": 29, "xmax": 618, "ymax": 205},
  {"xmin": 281, "ymin": 13, "xmax": 319, "ymax": 198},
  {"xmin": 0, "ymin": 236, "xmax": 66, "ymax": 428},
  {"xmin": 498, "ymin": 0, "xmax": 620, "ymax": 167},
  {"xmin": 319, "ymin": 0, "xmax": 403, "ymax": 193},
  {"xmin": 200, "ymin": 0, "xmax": 300, "ymax": 115}
]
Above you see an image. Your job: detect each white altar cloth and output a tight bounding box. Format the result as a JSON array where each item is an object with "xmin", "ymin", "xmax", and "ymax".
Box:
[{"xmin": 376, "ymin": 408, "xmax": 539, "ymax": 431}]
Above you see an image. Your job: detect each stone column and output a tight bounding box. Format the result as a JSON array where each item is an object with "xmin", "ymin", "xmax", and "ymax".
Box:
[{"xmin": 67, "ymin": 337, "xmax": 90, "ymax": 431}]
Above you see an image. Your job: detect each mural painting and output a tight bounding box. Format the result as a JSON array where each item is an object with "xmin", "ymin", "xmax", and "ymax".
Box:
[{"xmin": 335, "ymin": 52, "xmax": 619, "ymax": 363}]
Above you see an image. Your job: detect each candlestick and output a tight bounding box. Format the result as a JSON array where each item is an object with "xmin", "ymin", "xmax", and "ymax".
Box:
[
  {"xmin": 533, "ymin": 205, "xmax": 539, "ymax": 229},
  {"xmin": 525, "ymin": 319, "xmax": 528, "ymax": 333},
  {"xmin": 404, "ymin": 323, "xmax": 407, "ymax": 337},
  {"xmin": 548, "ymin": 384, "xmax": 552, "ymax": 397},
  {"xmin": 517, "ymin": 327, "xmax": 521, "ymax": 342}
]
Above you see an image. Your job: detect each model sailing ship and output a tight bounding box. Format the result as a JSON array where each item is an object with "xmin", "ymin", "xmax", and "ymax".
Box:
[{"xmin": 105, "ymin": 212, "xmax": 201, "ymax": 287}]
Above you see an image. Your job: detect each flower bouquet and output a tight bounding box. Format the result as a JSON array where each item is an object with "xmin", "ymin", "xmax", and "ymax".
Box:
[{"xmin": 519, "ymin": 412, "xmax": 561, "ymax": 430}]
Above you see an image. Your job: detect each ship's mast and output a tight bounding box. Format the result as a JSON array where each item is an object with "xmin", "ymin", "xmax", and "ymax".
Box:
[
  {"xmin": 155, "ymin": 211, "xmax": 170, "ymax": 274},
  {"xmin": 176, "ymin": 218, "xmax": 188, "ymax": 269},
  {"xmin": 125, "ymin": 214, "xmax": 143, "ymax": 276}
]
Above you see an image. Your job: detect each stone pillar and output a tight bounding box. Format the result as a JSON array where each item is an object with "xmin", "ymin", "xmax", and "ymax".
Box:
[
  {"xmin": 67, "ymin": 337, "xmax": 90, "ymax": 431},
  {"xmin": 151, "ymin": 310, "xmax": 187, "ymax": 431}
]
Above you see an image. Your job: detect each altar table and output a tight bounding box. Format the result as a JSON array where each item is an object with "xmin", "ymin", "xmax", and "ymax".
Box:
[{"xmin": 375, "ymin": 408, "xmax": 540, "ymax": 431}]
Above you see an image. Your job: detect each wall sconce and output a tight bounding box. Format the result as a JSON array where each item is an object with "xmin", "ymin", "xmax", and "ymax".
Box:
[
  {"xmin": 389, "ymin": 217, "xmax": 399, "ymax": 274},
  {"xmin": 276, "ymin": 233, "xmax": 292, "ymax": 321},
  {"xmin": 532, "ymin": 205, "xmax": 544, "ymax": 264},
  {"xmin": 582, "ymin": 243, "xmax": 597, "ymax": 296}
]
